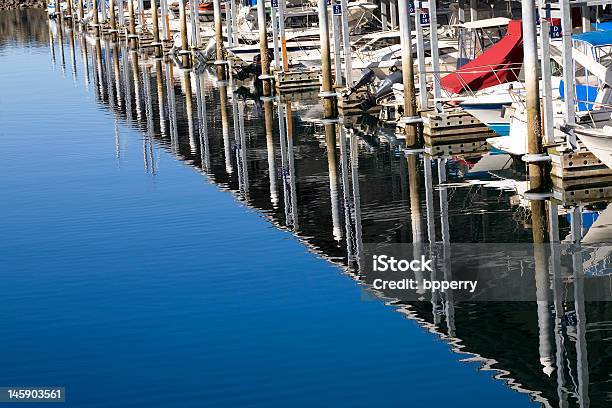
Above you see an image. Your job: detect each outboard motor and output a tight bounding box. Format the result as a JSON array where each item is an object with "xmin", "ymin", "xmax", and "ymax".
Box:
[
  {"xmin": 347, "ymin": 68, "xmax": 375, "ymax": 96},
  {"xmin": 357, "ymin": 70, "xmax": 403, "ymax": 111},
  {"xmin": 373, "ymin": 69, "xmax": 403, "ymax": 101}
]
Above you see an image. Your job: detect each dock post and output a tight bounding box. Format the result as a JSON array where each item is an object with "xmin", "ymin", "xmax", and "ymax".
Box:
[
  {"xmin": 93, "ymin": 0, "xmax": 100, "ymax": 36},
  {"xmin": 279, "ymin": 0, "xmax": 288, "ymax": 71},
  {"xmin": 151, "ymin": 0, "xmax": 162, "ymax": 57},
  {"xmin": 160, "ymin": 0, "xmax": 170, "ymax": 45},
  {"xmin": 137, "ymin": 0, "xmax": 144, "ymax": 30},
  {"xmin": 178, "ymin": 0, "xmax": 191, "ymax": 68},
  {"xmin": 389, "ymin": 0, "xmax": 397, "ymax": 29},
  {"xmin": 128, "ymin": 0, "xmax": 137, "ymax": 49},
  {"xmin": 380, "ymin": 0, "xmax": 387, "ymax": 31},
  {"xmin": 109, "ymin": 0, "xmax": 117, "ymax": 41},
  {"xmin": 213, "ymin": 0, "xmax": 226, "ymax": 80},
  {"xmin": 340, "ymin": 0, "xmax": 352, "ymax": 86},
  {"xmin": 560, "ymin": 0, "xmax": 577, "ymax": 148},
  {"xmin": 226, "ymin": 0, "xmax": 233, "ymax": 48},
  {"xmin": 397, "ymin": 0, "xmax": 418, "ymax": 142},
  {"xmin": 414, "ymin": 2, "xmax": 427, "ymax": 110},
  {"xmin": 331, "ymin": 3, "xmax": 343, "ymax": 87},
  {"xmin": 539, "ymin": 17, "xmax": 554, "ymax": 145},
  {"xmin": 469, "ymin": 0, "xmax": 477, "ymax": 21},
  {"xmin": 522, "ymin": 0, "xmax": 545, "ymax": 190},
  {"xmin": 429, "ymin": 0, "xmax": 442, "ymax": 112},
  {"xmin": 317, "ymin": 0, "xmax": 337, "ymax": 118},
  {"xmin": 257, "ymin": 0, "xmax": 272, "ymax": 96},
  {"xmin": 78, "ymin": 0, "xmax": 84, "ymax": 22},
  {"xmin": 66, "ymin": 0, "xmax": 73, "ymax": 20},
  {"xmin": 271, "ymin": 2, "xmax": 280, "ymax": 70},
  {"xmin": 189, "ymin": 0, "xmax": 200, "ymax": 50},
  {"xmin": 581, "ymin": 5, "xmax": 590, "ymax": 32},
  {"xmin": 457, "ymin": 0, "xmax": 465, "ymax": 23}
]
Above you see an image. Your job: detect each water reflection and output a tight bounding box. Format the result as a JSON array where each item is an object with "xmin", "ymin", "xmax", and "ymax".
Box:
[{"xmin": 29, "ymin": 15, "xmax": 612, "ymax": 407}]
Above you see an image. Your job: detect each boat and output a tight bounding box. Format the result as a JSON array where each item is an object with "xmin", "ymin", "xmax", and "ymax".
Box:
[
  {"xmin": 488, "ymin": 29, "xmax": 612, "ymax": 156},
  {"xmin": 574, "ymin": 126, "xmax": 612, "ymax": 169}
]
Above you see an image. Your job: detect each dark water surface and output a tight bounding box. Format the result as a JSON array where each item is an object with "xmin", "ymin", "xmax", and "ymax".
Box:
[{"xmin": 1, "ymin": 10, "xmax": 610, "ymax": 407}]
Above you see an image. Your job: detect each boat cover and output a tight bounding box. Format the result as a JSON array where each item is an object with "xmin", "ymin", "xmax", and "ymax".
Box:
[{"xmin": 440, "ymin": 20, "xmax": 524, "ymax": 95}]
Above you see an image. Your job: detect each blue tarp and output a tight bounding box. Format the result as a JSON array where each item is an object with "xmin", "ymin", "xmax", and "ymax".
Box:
[
  {"xmin": 592, "ymin": 21, "xmax": 612, "ymax": 31},
  {"xmin": 572, "ymin": 30, "xmax": 612, "ymax": 47},
  {"xmin": 560, "ymin": 80, "xmax": 599, "ymax": 111}
]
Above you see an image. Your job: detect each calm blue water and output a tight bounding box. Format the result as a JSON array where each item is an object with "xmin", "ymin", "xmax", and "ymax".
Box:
[{"xmin": 0, "ymin": 10, "xmax": 562, "ymax": 407}]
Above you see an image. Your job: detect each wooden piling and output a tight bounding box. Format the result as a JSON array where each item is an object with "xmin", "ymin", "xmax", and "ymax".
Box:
[
  {"xmin": 257, "ymin": 0, "xmax": 271, "ymax": 96},
  {"xmin": 151, "ymin": 0, "xmax": 162, "ymax": 57},
  {"xmin": 317, "ymin": 0, "xmax": 337, "ymax": 118},
  {"xmin": 178, "ymin": 0, "xmax": 191, "ymax": 68},
  {"xmin": 213, "ymin": 0, "xmax": 226, "ymax": 80},
  {"xmin": 93, "ymin": 0, "xmax": 100, "ymax": 36},
  {"xmin": 522, "ymin": 0, "xmax": 545, "ymax": 191},
  {"xmin": 128, "ymin": 0, "xmax": 137, "ymax": 49}
]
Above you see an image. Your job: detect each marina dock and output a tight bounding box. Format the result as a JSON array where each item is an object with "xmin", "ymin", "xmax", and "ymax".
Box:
[{"xmin": 3, "ymin": 1, "xmax": 612, "ymax": 406}]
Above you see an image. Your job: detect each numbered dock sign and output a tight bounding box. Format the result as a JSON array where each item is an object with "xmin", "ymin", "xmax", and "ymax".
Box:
[
  {"xmin": 326, "ymin": 0, "xmax": 331, "ymax": 5},
  {"xmin": 409, "ymin": 1, "xmax": 415, "ymax": 14},
  {"xmin": 419, "ymin": 10, "xmax": 430, "ymax": 25},
  {"xmin": 549, "ymin": 19, "xmax": 562, "ymax": 39},
  {"xmin": 271, "ymin": 0, "xmax": 278, "ymax": 7},
  {"xmin": 333, "ymin": 4, "xmax": 342, "ymax": 15}
]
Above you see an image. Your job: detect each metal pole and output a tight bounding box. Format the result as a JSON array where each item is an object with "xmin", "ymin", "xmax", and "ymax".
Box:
[
  {"xmin": 560, "ymin": 0, "xmax": 577, "ymax": 148},
  {"xmin": 178, "ymin": 0, "xmax": 191, "ymax": 67},
  {"xmin": 213, "ymin": 0, "xmax": 226, "ymax": 79},
  {"xmin": 151, "ymin": 0, "xmax": 162, "ymax": 57},
  {"xmin": 137, "ymin": 0, "xmax": 145, "ymax": 30},
  {"xmin": 272, "ymin": 3, "xmax": 280, "ymax": 70},
  {"xmin": 190, "ymin": 0, "xmax": 200, "ymax": 49},
  {"xmin": 332, "ymin": 4, "xmax": 343, "ymax": 87},
  {"xmin": 226, "ymin": 0, "xmax": 234, "ymax": 48},
  {"xmin": 398, "ymin": 0, "xmax": 417, "ymax": 141},
  {"xmin": 340, "ymin": 0, "xmax": 352, "ymax": 86},
  {"xmin": 540, "ymin": 18, "xmax": 554, "ymax": 145},
  {"xmin": 429, "ymin": 0, "xmax": 442, "ymax": 112},
  {"xmin": 257, "ymin": 0, "xmax": 272, "ymax": 96},
  {"xmin": 469, "ymin": 0, "xmax": 477, "ymax": 21},
  {"xmin": 317, "ymin": 0, "xmax": 336, "ymax": 118},
  {"xmin": 414, "ymin": 3, "xmax": 427, "ymax": 110},
  {"xmin": 389, "ymin": 0, "xmax": 397, "ymax": 30},
  {"xmin": 160, "ymin": 0, "xmax": 170, "ymax": 43},
  {"xmin": 380, "ymin": 0, "xmax": 388, "ymax": 31},
  {"xmin": 522, "ymin": 0, "xmax": 544, "ymax": 190},
  {"xmin": 101, "ymin": 0, "xmax": 107, "ymax": 22},
  {"xmin": 582, "ymin": 5, "xmax": 590, "ymax": 32}
]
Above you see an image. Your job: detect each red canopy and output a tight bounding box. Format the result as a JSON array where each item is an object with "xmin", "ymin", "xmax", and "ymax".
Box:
[{"xmin": 440, "ymin": 20, "xmax": 524, "ymax": 95}]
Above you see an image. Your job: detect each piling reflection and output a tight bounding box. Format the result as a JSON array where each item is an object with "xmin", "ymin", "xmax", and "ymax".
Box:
[{"xmin": 35, "ymin": 23, "xmax": 612, "ymax": 407}]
